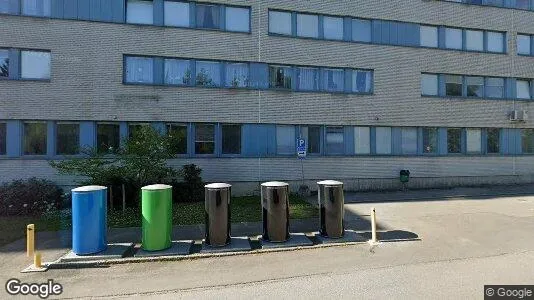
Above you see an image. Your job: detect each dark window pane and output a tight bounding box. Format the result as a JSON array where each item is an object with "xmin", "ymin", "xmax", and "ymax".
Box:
[
  {"xmin": 486, "ymin": 78, "xmax": 504, "ymax": 98},
  {"xmin": 222, "ymin": 125, "xmax": 241, "ymax": 154},
  {"xmin": 167, "ymin": 124, "xmax": 187, "ymax": 154},
  {"xmin": 195, "ymin": 124, "xmax": 214, "ymax": 154},
  {"xmin": 0, "ymin": 123, "xmax": 6, "ymax": 155},
  {"xmin": 57, "ymin": 123, "xmax": 79, "ymax": 155},
  {"xmin": 97, "ymin": 124, "xmax": 120, "ymax": 154},
  {"xmin": 269, "ymin": 66, "xmax": 292, "ymax": 89},
  {"xmin": 423, "ymin": 128, "xmax": 438, "ymax": 154},
  {"xmin": 446, "ymin": 75, "xmax": 463, "ymax": 96},
  {"xmin": 487, "ymin": 128, "xmax": 500, "ymax": 154},
  {"xmin": 466, "ymin": 76, "xmax": 484, "ymax": 97},
  {"xmin": 196, "ymin": 4, "xmax": 220, "ymax": 29},
  {"xmin": 323, "ymin": 69, "xmax": 344, "ymax": 92},
  {"xmin": 447, "ymin": 128, "xmax": 462, "ymax": 154},
  {"xmin": 0, "ymin": 50, "xmax": 8, "ymax": 78},
  {"xmin": 128, "ymin": 124, "xmax": 150, "ymax": 139},
  {"xmin": 196, "ymin": 61, "xmax": 221, "ymax": 87},
  {"xmin": 522, "ymin": 129, "xmax": 534, "ymax": 154},
  {"xmin": 24, "ymin": 122, "xmax": 47, "ymax": 155},
  {"xmin": 308, "ymin": 126, "xmax": 321, "ymax": 154}
]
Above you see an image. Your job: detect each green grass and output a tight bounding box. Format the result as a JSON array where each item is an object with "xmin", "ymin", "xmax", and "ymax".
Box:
[{"xmin": 0, "ymin": 195, "xmax": 317, "ymax": 246}]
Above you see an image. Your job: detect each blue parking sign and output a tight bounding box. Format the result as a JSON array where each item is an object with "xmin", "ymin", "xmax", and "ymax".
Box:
[{"xmin": 297, "ymin": 138, "xmax": 306, "ymax": 159}]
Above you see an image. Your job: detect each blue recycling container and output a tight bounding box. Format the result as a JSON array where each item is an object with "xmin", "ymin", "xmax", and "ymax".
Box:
[{"xmin": 71, "ymin": 186, "xmax": 108, "ymax": 255}]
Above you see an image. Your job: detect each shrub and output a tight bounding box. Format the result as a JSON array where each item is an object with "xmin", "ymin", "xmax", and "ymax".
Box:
[
  {"xmin": 0, "ymin": 178, "xmax": 64, "ymax": 216},
  {"xmin": 169, "ymin": 164, "xmax": 204, "ymax": 203}
]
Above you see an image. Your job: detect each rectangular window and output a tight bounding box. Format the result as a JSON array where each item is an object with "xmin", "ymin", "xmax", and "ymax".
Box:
[
  {"xmin": 195, "ymin": 124, "xmax": 215, "ymax": 154},
  {"xmin": 164, "ymin": 1, "xmax": 189, "ymax": 27},
  {"xmin": 297, "ymin": 67, "xmax": 318, "ymax": 91},
  {"xmin": 420, "ymin": 25, "xmax": 438, "ymax": 48},
  {"xmin": 421, "ymin": 74, "xmax": 438, "ymax": 96},
  {"xmin": 0, "ymin": 123, "xmax": 6, "ymax": 155},
  {"xmin": 352, "ymin": 18, "xmax": 371, "ymax": 42},
  {"xmin": 0, "ymin": 0, "xmax": 9, "ymax": 13},
  {"xmin": 128, "ymin": 123, "xmax": 150, "ymax": 138},
  {"xmin": 164, "ymin": 58, "xmax": 191, "ymax": 85},
  {"xmin": 522, "ymin": 129, "xmax": 534, "ymax": 154},
  {"xmin": 517, "ymin": 34, "xmax": 531, "ymax": 55},
  {"xmin": 466, "ymin": 30, "xmax": 484, "ymax": 51},
  {"xmin": 486, "ymin": 77, "xmax": 505, "ymax": 98},
  {"xmin": 515, "ymin": 0, "xmax": 530, "ymax": 9},
  {"xmin": 466, "ymin": 128, "xmax": 481, "ymax": 153},
  {"xmin": 222, "ymin": 124, "xmax": 241, "ymax": 154},
  {"xmin": 323, "ymin": 16, "xmax": 343, "ymax": 40},
  {"xmin": 167, "ymin": 123, "xmax": 187, "ymax": 154},
  {"xmin": 401, "ymin": 127, "xmax": 418, "ymax": 155},
  {"xmin": 269, "ymin": 65, "xmax": 293, "ymax": 89},
  {"xmin": 423, "ymin": 127, "xmax": 438, "ymax": 154},
  {"xmin": 56, "ymin": 123, "xmax": 79, "ymax": 155},
  {"xmin": 225, "ymin": 6, "xmax": 250, "ymax": 32},
  {"xmin": 516, "ymin": 79, "xmax": 531, "ymax": 99},
  {"xmin": 225, "ymin": 63, "xmax": 249, "ymax": 88},
  {"xmin": 487, "ymin": 31, "xmax": 504, "ymax": 53},
  {"xmin": 196, "ymin": 4, "xmax": 220, "ymax": 29},
  {"xmin": 326, "ymin": 126, "xmax": 344, "ymax": 155},
  {"xmin": 21, "ymin": 51, "xmax": 51, "ymax": 80},
  {"xmin": 196, "ymin": 61, "xmax": 221, "ymax": 87},
  {"xmin": 445, "ymin": 28, "xmax": 463, "ymax": 50},
  {"xmin": 352, "ymin": 70, "xmax": 372, "ymax": 93},
  {"xmin": 269, "ymin": 11, "xmax": 292, "ymax": 35},
  {"xmin": 22, "ymin": 0, "xmax": 51, "ymax": 17},
  {"xmin": 466, "ymin": 76, "xmax": 484, "ymax": 97},
  {"xmin": 445, "ymin": 75, "xmax": 463, "ymax": 96},
  {"xmin": 276, "ymin": 125, "xmax": 295, "ymax": 155},
  {"xmin": 487, "ymin": 128, "xmax": 500, "ymax": 154},
  {"xmin": 24, "ymin": 122, "xmax": 47, "ymax": 155},
  {"xmin": 484, "ymin": 0, "xmax": 504, "ymax": 6},
  {"xmin": 307, "ymin": 126, "xmax": 321, "ymax": 154},
  {"xmin": 354, "ymin": 126, "xmax": 370, "ymax": 154},
  {"xmin": 323, "ymin": 69, "xmax": 344, "ymax": 92},
  {"xmin": 127, "ymin": 0, "xmax": 153, "ymax": 25},
  {"xmin": 447, "ymin": 128, "xmax": 462, "ymax": 154},
  {"xmin": 376, "ymin": 127, "xmax": 392, "ymax": 155},
  {"xmin": 125, "ymin": 56, "xmax": 153, "ymax": 84},
  {"xmin": 97, "ymin": 123, "xmax": 120, "ymax": 154},
  {"xmin": 296, "ymin": 13, "xmax": 318, "ymax": 38},
  {"xmin": 0, "ymin": 49, "xmax": 8, "ymax": 78}
]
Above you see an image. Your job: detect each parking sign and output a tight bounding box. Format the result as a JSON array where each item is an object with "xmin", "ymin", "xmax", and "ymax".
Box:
[{"xmin": 297, "ymin": 138, "xmax": 306, "ymax": 159}]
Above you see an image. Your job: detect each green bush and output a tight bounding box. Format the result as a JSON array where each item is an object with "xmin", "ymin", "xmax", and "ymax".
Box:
[{"xmin": 0, "ymin": 178, "xmax": 64, "ymax": 216}]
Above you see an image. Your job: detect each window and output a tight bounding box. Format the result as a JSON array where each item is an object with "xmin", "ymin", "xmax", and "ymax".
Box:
[
  {"xmin": 225, "ymin": 63, "xmax": 249, "ymax": 88},
  {"xmin": 517, "ymin": 34, "xmax": 531, "ymax": 55},
  {"xmin": 297, "ymin": 13, "xmax": 318, "ymax": 38},
  {"xmin": 325, "ymin": 126, "xmax": 344, "ymax": 154},
  {"xmin": 164, "ymin": 58, "xmax": 191, "ymax": 85},
  {"xmin": 269, "ymin": 66, "xmax": 293, "ymax": 89},
  {"xmin": 276, "ymin": 125, "xmax": 295, "ymax": 155},
  {"xmin": 522, "ymin": 129, "xmax": 534, "ymax": 154},
  {"xmin": 300, "ymin": 126, "xmax": 321, "ymax": 154},
  {"xmin": 97, "ymin": 123, "xmax": 120, "ymax": 154},
  {"xmin": 516, "ymin": 79, "xmax": 531, "ymax": 99},
  {"xmin": 466, "ymin": 76, "xmax": 484, "ymax": 97},
  {"xmin": 487, "ymin": 128, "xmax": 500, "ymax": 154},
  {"xmin": 127, "ymin": 0, "xmax": 153, "ymax": 25},
  {"xmin": 0, "ymin": 49, "xmax": 8, "ymax": 78},
  {"xmin": 466, "ymin": 30, "xmax": 484, "ymax": 51},
  {"xmin": 354, "ymin": 127, "xmax": 370, "ymax": 154},
  {"xmin": 125, "ymin": 56, "xmax": 153, "ymax": 84},
  {"xmin": 483, "ymin": 0, "xmax": 504, "ymax": 6},
  {"xmin": 421, "ymin": 74, "xmax": 438, "ymax": 96},
  {"xmin": 225, "ymin": 6, "xmax": 250, "ymax": 32},
  {"xmin": 0, "ymin": 123, "xmax": 6, "ymax": 155},
  {"xmin": 164, "ymin": 1, "xmax": 189, "ymax": 27},
  {"xmin": 486, "ymin": 77, "xmax": 505, "ymax": 98},
  {"xmin": 445, "ymin": 28, "xmax": 463, "ymax": 50},
  {"xmin": 323, "ymin": 69, "xmax": 344, "ymax": 92},
  {"xmin": 222, "ymin": 124, "xmax": 241, "ymax": 154},
  {"xmin": 401, "ymin": 127, "xmax": 417, "ymax": 155},
  {"xmin": 0, "ymin": 0, "xmax": 9, "ymax": 13},
  {"xmin": 56, "ymin": 123, "xmax": 79, "ymax": 155},
  {"xmin": 352, "ymin": 70, "xmax": 372, "ymax": 93},
  {"xmin": 22, "ymin": 0, "xmax": 51, "ymax": 17},
  {"xmin": 24, "ymin": 122, "xmax": 47, "ymax": 155},
  {"xmin": 21, "ymin": 51, "xmax": 50, "ymax": 80},
  {"xmin": 196, "ymin": 4, "xmax": 220, "ymax": 29},
  {"xmin": 515, "ymin": 0, "xmax": 530, "ymax": 9},
  {"xmin": 420, "ymin": 26, "xmax": 438, "ymax": 48},
  {"xmin": 128, "ymin": 123, "xmax": 150, "ymax": 138},
  {"xmin": 195, "ymin": 124, "xmax": 215, "ymax": 154},
  {"xmin": 423, "ymin": 127, "xmax": 438, "ymax": 154},
  {"xmin": 269, "ymin": 11, "xmax": 292, "ymax": 35},
  {"xmin": 445, "ymin": 75, "xmax": 463, "ymax": 96},
  {"xmin": 466, "ymin": 128, "xmax": 481, "ymax": 153},
  {"xmin": 352, "ymin": 18, "xmax": 371, "ymax": 42},
  {"xmin": 375, "ymin": 127, "xmax": 392, "ymax": 155},
  {"xmin": 167, "ymin": 123, "xmax": 187, "ymax": 154},
  {"xmin": 447, "ymin": 128, "xmax": 462, "ymax": 154},
  {"xmin": 323, "ymin": 16, "xmax": 343, "ymax": 40},
  {"xmin": 297, "ymin": 67, "xmax": 318, "ymax": 91},
  {"xmin": 487, "ymin": 31, "xmax": 504, "ymax": 53},
  {"xmin": 196, "ymin": 61, "xmax": 221, "ymax": 87}
]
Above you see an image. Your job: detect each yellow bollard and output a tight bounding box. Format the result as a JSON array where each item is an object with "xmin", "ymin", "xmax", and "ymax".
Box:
[
  {"xmin": 371, "ymin": 208, "xmax": 378, "ymax": 244},
  {"xmin": 34, "ymin": 252, "xmax": 42, "ymax": 268},
  {"xmin": 27, "ymin": 224, "xmax": 35, "ymax": 257}
]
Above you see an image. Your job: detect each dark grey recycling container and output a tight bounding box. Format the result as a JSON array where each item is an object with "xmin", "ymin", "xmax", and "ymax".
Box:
[
  {"xmin": 317, "ymin": 180, "xmax": 345, "ymax": 238},
  {"xmin": 204, "ymin": 183, "xmax": 231, "ymax": 247},
  {"xmin": 261, "ymin": 181, "xmax": 290, "ymax": 242}
]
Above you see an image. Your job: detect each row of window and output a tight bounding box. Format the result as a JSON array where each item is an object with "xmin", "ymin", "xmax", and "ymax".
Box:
[
  {"xmin": 421, "ymin": 73, "xmax": 534, "ymax": 100},
  {"xmin": 124, "ymin": 56, "xmax": 374, "ymax": 93},
  {"xmin": 442, "ymin": 0, "xmax": 534, "ymax": 11},
  {"xmin": 2, "ymin": 121, "xmax": 534, "ymax": 157},
  {"xmin": 0, "ymin": 48, "xmax": 51, "ymax": 80}
]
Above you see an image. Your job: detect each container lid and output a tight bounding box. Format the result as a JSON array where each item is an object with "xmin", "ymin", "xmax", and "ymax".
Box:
[
  {"xmin": 205, "ymin": 183, "xmax": 232, "ymax": 189},
  {"xmin": 261, "ymin": 181, "xmax": 289, "ymax": 187},
  {"xmin": 141, "ymin": 184, "xmax": 172, "ymax": 190},
  {"xmin": 317, "ymin": 180, "xmax": 343, "ymax": 186},
  {"xmin": 71, "ymin": 185, "xmax": 107, "ymax": 192}
]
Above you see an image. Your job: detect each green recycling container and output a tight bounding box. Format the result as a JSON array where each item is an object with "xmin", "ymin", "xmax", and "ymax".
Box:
[{"xmin": 141, "ymin": 184, "xmax": 173, "ymax": 251}]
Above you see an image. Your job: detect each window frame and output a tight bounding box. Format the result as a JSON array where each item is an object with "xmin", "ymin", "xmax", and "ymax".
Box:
[
  {"xmin": 166, "ymin": 123, "xmax": 189, "ymax": 156},
  {"xmin": 194, "ymin": 123, "xmax": 216, "ymax": 156},
  {"xmin": 517, "ymin": 34, "xmax": 532, "ymax": 56},
  {"xmin": 96, "ymin": 122, "xmax": 121, "ymax": 155},
  {"xmin": 163, "ymin": 0, "xmax": 190, "ymax": 28},
  {"xmin": 325, "ymin": 126, "xmax": 345, "ymax": 155},
  {"xmin": 446, "ymin": 128, "xmax": 463, "ymax": 154},
  {"xmin": 421, "ymin": 73, "xmax": 439, "ymax": 96},
  {"xmin": 221, "ymin": 124, "xmax": 242, "ymax": 156},
  {"xmin": 56, "ymin": 121, "xmax": 80, "ymax": 156},
  {"xmin": 422, "ymin": 127, "xmax": 439, "ymax": 155},
  {"xmin": 20, "ymin": 50, "xmax": 51, "ymax": 81},
  {"xmin": 126, "ymin": 0, "xmax": 154, "ymax": 25},
  {"xmin": 296, "ymin": 12, "xmax": 319, "ymax": 39},
  {"xmin": 195, "ymin": 2, "xmax": 221, "ymax": 30},
  {"xmin": 123, "ymin": 55, "xmax": 155, "ymax": 85},
  {"xmin": 276, "ymin": 125, "xmax": 296, "ymax": 156},
  {"xmin": 268, "ymin": 10, "xmax": 293, "ymax": 36},
  {"xmin": 224, "ymin": 5, "xmax": 251, "ymax": 33},
  {"xmin": 23, "ymin": 121, "xmax": 48, "ymax": 156}
]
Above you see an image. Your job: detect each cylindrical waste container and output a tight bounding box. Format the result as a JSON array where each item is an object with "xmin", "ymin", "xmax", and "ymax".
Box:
[
  {"xmin": 317, "ymin": 180, "xmax": 345, "ymax": 238},
  {"xmin": 71, "ymin": 185, "xmax": 108, "ymax": 255},
  {"xmin": 204, "ymin": 183, "xmax": 231, "ymax": 247},
  {"xmin": 261, "ymin": 181, "xmax": 290, "ymax": 242},
  {"xmin": 141, "ymin": 184, "xmax": 172, "ymax": 251}
]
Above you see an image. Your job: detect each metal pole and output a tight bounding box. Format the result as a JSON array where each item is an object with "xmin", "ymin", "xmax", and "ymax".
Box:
[
  {"xmin": 371, "ymin": 208, "xmax": 378, "ymax": 244},
  {"xmin": 122, "ymin": 184, "xmax": 126, "ymax": 212},
  {"xmin": 34, "ymin": 252, "xmax": 42, "ymax": 268},
  {"xmin": 27, "ymin": 224, "xmax": 35, "ymax": 257},
  {"xmin": 109, "ymin": 186, "xmax": 113, "ymax": 211}
]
